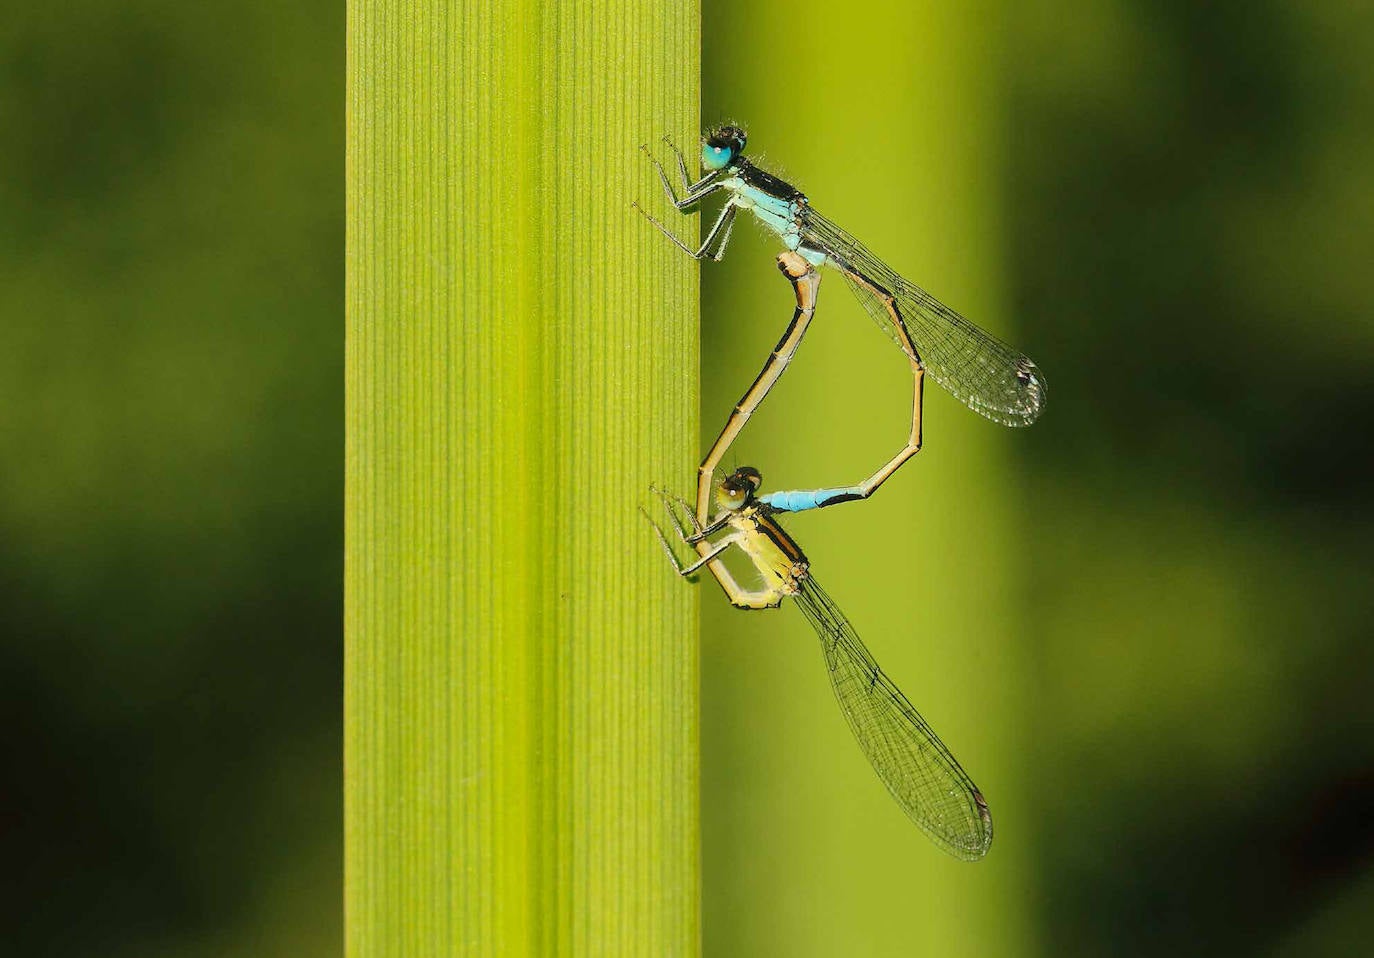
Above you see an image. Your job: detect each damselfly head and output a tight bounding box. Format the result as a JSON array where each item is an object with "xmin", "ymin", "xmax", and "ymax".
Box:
[
  {"xmin": 717, "ymin": 466, "xmax": 762, "ymax": 511},
  {"xmin": 702, "ymin": 125, "xmax": 747, "ymax": 172}
]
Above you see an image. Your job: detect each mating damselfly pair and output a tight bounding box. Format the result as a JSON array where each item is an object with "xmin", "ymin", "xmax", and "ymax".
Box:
[{"xmin": 638, "ymin": 126, "xmax": 1045, "ymax": 860}]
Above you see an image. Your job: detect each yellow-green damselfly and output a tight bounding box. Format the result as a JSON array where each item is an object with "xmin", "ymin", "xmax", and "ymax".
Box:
[{"xmin": 645, "ymin": 468, "xmax": 993, "ymax": 860}]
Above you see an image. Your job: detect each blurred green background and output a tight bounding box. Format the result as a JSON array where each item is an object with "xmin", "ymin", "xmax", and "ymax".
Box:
[
  {"xmin": 3, "ymin": 1, "xmax": 1371, "ymax": 956},
  {"xmin": 1, "ymin": 3, "xmax": 342, "ymax": 956}
]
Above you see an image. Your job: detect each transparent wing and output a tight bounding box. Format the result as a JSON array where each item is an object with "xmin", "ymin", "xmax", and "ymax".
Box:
[
  {"xmin": 794, "ymin": 575, "xmax": 993, "ymax": 860},
  {"xmin": 800, "ymin": 207, "xmax": 1047, "ymax": 427}
]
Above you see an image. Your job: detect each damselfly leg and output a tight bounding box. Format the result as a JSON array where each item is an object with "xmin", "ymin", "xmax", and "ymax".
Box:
[{"xmin": 642, "ymin": 484, "xmax": 787, "ymax": 610}]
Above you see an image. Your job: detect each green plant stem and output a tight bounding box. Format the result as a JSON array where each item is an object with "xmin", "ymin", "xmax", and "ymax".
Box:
[{"xmin": 346, "ymin": 2, "xmax": 700, "ymax": 953}]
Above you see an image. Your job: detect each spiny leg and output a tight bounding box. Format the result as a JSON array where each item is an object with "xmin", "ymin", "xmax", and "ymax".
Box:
[
  {"xmin": 650, "ymin": 485, "xmax": 730, "ymax": 544},
  {"xmin": 647, "ymin": 143, "xmax": 684, "ymax": 204},
  {"xmin": 662, "ymin": 135, "xmax": 691, "ymax": 191},
  {"xmin": 696, "ymin": 250, "xmax": 821, "ymax": 524},
  {"xmin": 640, "ymin": 498, "xmax": 784, "ymax": 609},
  {"xmin": 640, "ymin": 143, "xmax": 721, "ymax": 210},
  {"xmin": 650, "ymin": 485, "xmax": 701, "ymax": 537},
  {"xmin": 710, "ymin": 210, "xmax": 738, "ymax": 262},
  {"xmin": 641, "ymin": 506, "xmax": 737, "ymax": 576},
  {"xmin": 634, "ymin": 199, "xmax": 737, "ymax": 261}
]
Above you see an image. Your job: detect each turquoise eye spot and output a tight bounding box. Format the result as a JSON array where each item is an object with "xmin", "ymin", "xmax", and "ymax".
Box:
[{"xmin": 701, "ymin": 143, "xmax": 732, "ymax": 172}]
